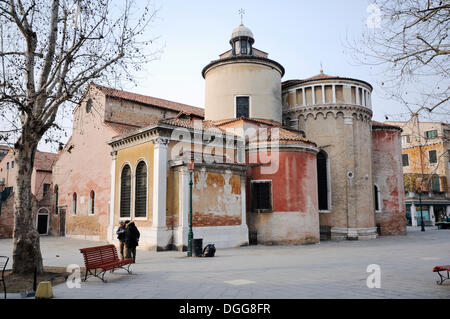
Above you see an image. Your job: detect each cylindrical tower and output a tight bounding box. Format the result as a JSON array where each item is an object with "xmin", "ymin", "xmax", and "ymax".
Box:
[
  {"xmin": 282, "ymin": 71, "xmax": 377, "ymax": 240},
  {"xmin": 203, "ymin": 24, "xmax": 284, "ymax": 123}
]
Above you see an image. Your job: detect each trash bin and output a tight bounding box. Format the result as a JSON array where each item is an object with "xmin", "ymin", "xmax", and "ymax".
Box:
[{"xmin": 192, "ymin": 238, "xmax": 203, "ymax": 257}]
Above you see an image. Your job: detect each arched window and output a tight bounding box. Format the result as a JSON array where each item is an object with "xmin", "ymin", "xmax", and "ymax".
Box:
[
  {"xmin": 89, "ymin": 190, "xmax": 95, "ymax": 215},
  {"xmin": 374, "ymin": 185, "xmax": 381, "ymax": 212},
  {"xmin": 317, "ymin": 150, "xmax": 330, "ymax": 211},
  {"xmin": 54, "ymin": 185, "xmax": 59, "ymax": 215},
  {"xmin": 72, "ymin": 193, "xmax": 77, "ymax": 215},
  {"xmin": 120, "ymin": 165, "xmax": 132, "ymax": 218},
  {"xmin": 135, "ymin": 161, "xmax": 147, "ymax": 218}
]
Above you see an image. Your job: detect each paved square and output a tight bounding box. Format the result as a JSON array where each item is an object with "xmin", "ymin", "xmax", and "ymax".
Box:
[{"xmin": 1, "ymin": 227, "xmax": 449, "ymax": 299}]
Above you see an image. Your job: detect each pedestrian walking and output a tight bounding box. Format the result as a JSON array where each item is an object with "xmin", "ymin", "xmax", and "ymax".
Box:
[
  {"xmin": 125, "ymin": 220, "xmax": 140, "ymax": 263},
  {"xmin": 116, "ymin": 221, "xmax": 127, "ymax": 260}
]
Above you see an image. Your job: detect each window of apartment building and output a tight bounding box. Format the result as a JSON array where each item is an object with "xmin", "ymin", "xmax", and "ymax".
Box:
[
  {"xmin": 6, "ymin": 162, "xmax": 9, "ymax": 170},
  {"xmin": 425, "ymin": 130, "xmax": 437, "ymax": 139},
  {"xmin": 429, "ymin": 150, "xmax": 438, "ymax": 164},
  {"xmin": 89, "ymin": 190, "xmax": 95, "ymax": 215},
  {"xmin": 402, "ymin": 154, "xmax": 409, "ymax": 167},
  {"xmin": 72, "ymin": 193, "xmax": 77, "ymax": 215},
  {"xmin": 134, "ymin": 161, "xmax": 147, "ymax": 218},
  {"xmin": 120, "ymin": 165, "xmax": 132, "ymax": 218},
  {"xmin": 11, "ymin": 161, "xmax": 14, "ymax": 168},
  {"xmin": 236, "ymin": 96, "xmax": 250, "ymax": 118},
  {"xmin": 401, "ymin": 135, "xmax": 410, "ymax": 144},
  {"xmin": 251, "ymin": 180, "xmax": 272, "ymax": 211},
  {"xmin": 431, "ymin": 175, "xmax": 441, "ymax": 193},
  {"xmin": 43, "ymin": 183, "xmax": 50, "ymax": 196}
]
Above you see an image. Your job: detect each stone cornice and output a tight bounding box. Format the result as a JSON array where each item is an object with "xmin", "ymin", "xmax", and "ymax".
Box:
[
  {"xmin": 284, "ymin": 104, "xmax": 373, "ymax": 116},
  {"xmin": 202, "ymin": 55, "xmax": 285, "ymax": 78}
]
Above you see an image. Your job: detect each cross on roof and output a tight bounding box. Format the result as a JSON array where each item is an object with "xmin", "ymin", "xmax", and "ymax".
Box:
[{"xmin": 238, "ymin": 8, "xmax": 245, "ymax": 25}]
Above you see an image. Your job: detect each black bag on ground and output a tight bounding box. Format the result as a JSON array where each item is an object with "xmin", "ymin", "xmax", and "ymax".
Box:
[{"xmin": 202, "ymin": 244, "xmax": 216, "ymax": 257}]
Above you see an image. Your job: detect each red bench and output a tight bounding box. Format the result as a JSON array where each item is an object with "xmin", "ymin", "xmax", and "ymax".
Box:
[
  {"xmin": 79, "ymin": 245, "xmax": 133, "ymax": 283},
  {"xmin": 433, "ymin": 265, "xmax": 450, "ymax": 285}
]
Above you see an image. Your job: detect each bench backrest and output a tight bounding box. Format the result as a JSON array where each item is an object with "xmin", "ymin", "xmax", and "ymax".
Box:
[{"xmin": 79, "ymin": 245, "xmax": 119, "ymax": 269}]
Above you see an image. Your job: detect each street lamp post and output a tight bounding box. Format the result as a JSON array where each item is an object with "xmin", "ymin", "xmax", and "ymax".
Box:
[
  {"xmin": 187, "ymin": 161, "xmax": 194, "ymax": 257},
  {"xmin": 418, "ymin": 187, "xmax": 425, "ymax": 232}
]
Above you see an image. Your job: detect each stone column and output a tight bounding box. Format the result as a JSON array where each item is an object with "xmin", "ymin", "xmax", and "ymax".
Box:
[
  {"xmin": 177, "ymin": 166, "xmax": 190, "ymax": 250},
  {"xmin": 430, "ymin": 205, "xmax": 435, "ymax": 226},
  {"xmin": 151, "ymin": 137, "xmax": 170, "ymax": 250},
  {"xmin": 411, "ymin": 203, "xmax": 417, "ymax": 227},
  {"xmin": 107, "ymin": 151, "xmax": 117, "ymax": 242},
  {"xmin": 240, "ymin": 174, "xmax": 246, "ymax": 226}
]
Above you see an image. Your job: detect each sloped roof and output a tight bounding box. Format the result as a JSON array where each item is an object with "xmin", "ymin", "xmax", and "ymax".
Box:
[
  {"xmin": 249, "ymin": 127, "xmax": 316, "ymax": 146},
  {"xmin": 105, "ymin": 121, "xmax": 144, "ymax": 136},
  {"xmin": 282, "ymin": 72, "xmax": 373, "ymax": 90},
  {"xmin": 34, "ymin": 151, "xmax": 59, "ymax": 171},
  {"xmin": 372, "ymin": 121, "xmax": 402, "ymax": 131},
  {"xmin": 91, "ymin": 83, "xmax": 205, "ymax": 118}
]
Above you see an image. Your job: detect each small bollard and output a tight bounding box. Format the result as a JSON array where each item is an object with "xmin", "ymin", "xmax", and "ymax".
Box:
[{"xmin": 35, "ymin": 281, "xmax": 53, "ymax": 299}]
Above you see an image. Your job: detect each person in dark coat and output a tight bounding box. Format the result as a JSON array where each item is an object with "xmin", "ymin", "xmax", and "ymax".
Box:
[
  {"xmin": 116, "ymin": 221, "xmax": 127, "ymax": 260},
  {"xmin": 125, "ymin": 220, "xmax": 140, "ymax": 263}
]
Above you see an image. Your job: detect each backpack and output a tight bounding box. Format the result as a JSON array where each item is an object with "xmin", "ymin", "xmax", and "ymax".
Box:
[{"xmin": 202, "ymin": 244, "xmax": 216, "ymax": 257}]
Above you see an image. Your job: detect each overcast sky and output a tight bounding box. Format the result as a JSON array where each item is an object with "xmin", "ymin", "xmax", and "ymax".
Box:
[{"xmin": 37, "ymin": 0, "xmax": 448, "ymax": 152}]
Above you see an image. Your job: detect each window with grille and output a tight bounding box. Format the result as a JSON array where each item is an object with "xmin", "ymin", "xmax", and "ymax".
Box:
[
  {"xmin": 236, "ymin": 96, "xmax": 249, "ymax": 118},
  {"xmin": 251, "ymin": 181, "xmax": 272, "ymax": 211},
  {"xmin": 429, "ymin": 150, "xmax": 437, "ymax": 164},
  {"xmin": 120, "ymin": 165, "xmax": 132, "ymax": 218},
  {"xmin": 402, "ymin": 154, "xmax": 409, "ymax": 167},
  {"xmin": 135, "ymin": 161, "xmax": 147, "ymax": 218}
]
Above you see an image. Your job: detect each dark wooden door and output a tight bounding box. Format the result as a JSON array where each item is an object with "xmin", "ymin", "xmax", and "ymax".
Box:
[
  {"xmin": 37, "ymin": 214, "xmax": 48, "ymax": 235},
  {"xmin": 59, "ymin": 208, "xmax": 66, "ymax": 237}
]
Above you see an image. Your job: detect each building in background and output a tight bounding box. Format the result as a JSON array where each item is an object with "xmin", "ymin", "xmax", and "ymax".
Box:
[
  {"xmin": 0, "ymin": 149, "xmax": 58, "ymax": 238},
  {"xmin": 386, "ymin": 118, "xmax": 450, "ymax": 226}
]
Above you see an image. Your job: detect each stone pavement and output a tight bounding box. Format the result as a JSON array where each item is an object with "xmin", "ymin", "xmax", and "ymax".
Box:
[{"xmin": 1, "ymin": 227, "xmax": 449, "ymax": 299}]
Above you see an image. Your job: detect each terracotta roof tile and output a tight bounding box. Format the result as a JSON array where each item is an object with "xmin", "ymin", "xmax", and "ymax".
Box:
[
  {"xmin": 250, "ymin": 127, "xmax": 316, "ymax": 146},
  {"xmin": 105, "ymin": 121, "xmax": 145, "ymax": 136},
  {"xmin": 92, "ymin": 83, "xmax": 205, "ymax": 118},
  {"xmin": 372, "ymin": 121, "xmax": 402, "ymax": 131},
  {"xmin": 34, "ymin": 151, "xmax": 59, "ymax": 171}
]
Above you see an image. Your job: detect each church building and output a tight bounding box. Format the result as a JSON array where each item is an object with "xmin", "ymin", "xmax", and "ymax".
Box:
[{"xmin": 105, "ymin": 24, "xmax": 406, "ymax": 250}]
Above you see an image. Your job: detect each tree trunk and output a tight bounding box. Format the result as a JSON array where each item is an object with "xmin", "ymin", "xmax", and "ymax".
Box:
[{"xmin": 12, "ymin": 136, "xmax": 44, "ymax": 275}]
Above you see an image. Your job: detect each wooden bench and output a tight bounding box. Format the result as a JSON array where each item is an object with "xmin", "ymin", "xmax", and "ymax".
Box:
[
  {"xmin": 79, "ymin": 245, "xmax": 133, "ymax": 283},
  {"xmin": 433, "ymin": 265, "xmax": 450, "ymax": 285},
  {"xmin": 435, "ymin": 222, "xmax": 450, "ymax": 229}
]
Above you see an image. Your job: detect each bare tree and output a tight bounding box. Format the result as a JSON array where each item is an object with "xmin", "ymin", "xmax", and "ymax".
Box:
[
  {"xmin": 0, "ymin": 0, "xmax": 157, "ymax": 274},
  {"xmin": 348, "ymin": 0, "xmax": 449, "ymax": 118}
]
